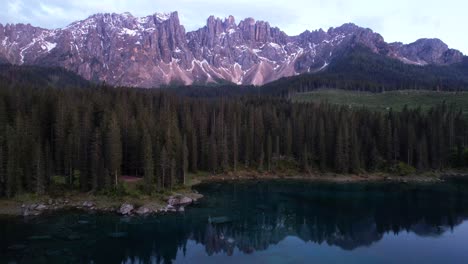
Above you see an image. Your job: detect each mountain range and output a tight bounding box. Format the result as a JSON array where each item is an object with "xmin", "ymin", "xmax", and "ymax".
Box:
[{"xmin": 0, "ymin": 11, "xmax": 465, "ymax": 88}]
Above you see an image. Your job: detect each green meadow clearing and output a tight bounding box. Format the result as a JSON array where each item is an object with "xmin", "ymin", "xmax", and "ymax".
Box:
[{"xmin": 292, "ymin": 89, "xmax": 468, "ymax": 113}]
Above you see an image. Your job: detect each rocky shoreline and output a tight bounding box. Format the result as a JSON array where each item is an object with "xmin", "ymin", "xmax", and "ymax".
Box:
[
  {"xmin": 3, "ymin": 172, "xmax": 467, "ymax": 217},
  {"xmin": 18, "ymin": 193, "xmax": 203, "ymax": 217}
]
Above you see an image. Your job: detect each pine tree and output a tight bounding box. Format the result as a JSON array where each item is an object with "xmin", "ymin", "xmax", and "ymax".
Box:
[
  {"xmin": 349, "ymin": 125, "xmax": 361, "ymax": 174},
  {"xmin": 142, "ymin": 128, "xmax": 154, "ymax": 189},
  {"xmin": 0, "ymin": 144, "xmax": 4, "ymax": 197},
  {"xmin": 258, "ymin": 144, "xmax": 265, "ymax": 171},
  {"xmin": 160, "ymin": 146, "xmax": 168, "ymax": 190},
  {"xmin": 209, "ymin": 134, "xmax": 217, "ymax": 173},
  {"xmin": 275, "ymin": 135, "xmax": 280, "ymax": 158},
  {"xmin": 232, "ymin": 126, "xmax": 238, "ymax": 171},
  {"xmin": 190, "ymin": 129, "xmax": 198, "ymax": 172},
  {"xmin": 170, "ymin": 158, "xmax": 176, "ymax": 190},
  {"xmin": 266, "ymin": 134, "xmax": 272, "ymax": 171},
  {"xmin": 302, "ymin": 145, "xmax": 309, "ymax": 172},
  {"xmin": 334, "ymin": 124, "xmax": 345, "ymax": 173},
  {"xmin": 182, "ymin": 135, "xmax": 189, "ymax": 185},
  {"xmin": 104, "ymin": 113, "xmax": 122, "ymax": 188},
  {"xmin": 6, "ymin": 126, "xmax": 17, "ymax": 198},
  {"xmin": 34, "ymin": 142, "xmax": 46, "ymax": 195},
  {"xmin": 416, "ymin": 136, "xmax": 429, "ymax": 170},
  {"xmin": 90, "ymin": 129, "xmax": 103, "ymax": 191},
  {"xmin": 285, "ymin": 120, "xmax": 293, "ymax": 157},
  {"xmin": 318, "ymin": 118, "xmax": 327, "ymax": 171}
]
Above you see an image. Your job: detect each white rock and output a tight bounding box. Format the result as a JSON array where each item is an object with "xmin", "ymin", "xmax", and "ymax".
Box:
[
  {"xmin": 168, "ymin": 195, "xmax": 193, "ymax": 206},
  {"xmin": 82, "ymin": 201, "xmax": 95, "ymax": 208},
  {"xmin": 119, "ymin": 203, "xmax": 134, "ymax": 215},
  {"xmin": 35, "ymin": 204, "xmax": 48, "ymax": 211}
]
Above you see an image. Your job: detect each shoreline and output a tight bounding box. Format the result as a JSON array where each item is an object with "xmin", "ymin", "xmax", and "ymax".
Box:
[
  {"xmin": 1, "ymin": 171, "xmax": 467, "ymax": 217},
  {"xmin": 197, "ymin": 170, "xmax": 468, "ymax": 184}
]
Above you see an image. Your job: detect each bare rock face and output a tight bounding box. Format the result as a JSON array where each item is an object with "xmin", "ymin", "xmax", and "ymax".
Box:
[
  {"xmin": 0, "ymin": 12, "xmax": 464, "ymax": 87},
  {"xmin": 394, "ymin": 38, "xmax": 463, "ymax": 65}
]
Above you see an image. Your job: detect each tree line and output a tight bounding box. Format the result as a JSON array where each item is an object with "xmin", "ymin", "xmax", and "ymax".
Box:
[{"xmin": 0, "ymin": 84, "xmax": 467, "ymax": 197}]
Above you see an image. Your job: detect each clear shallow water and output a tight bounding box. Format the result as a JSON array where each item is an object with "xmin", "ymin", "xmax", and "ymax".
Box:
[{"xmin": 2, "ymin": 179, "xmax": 468, "ymax": 264}]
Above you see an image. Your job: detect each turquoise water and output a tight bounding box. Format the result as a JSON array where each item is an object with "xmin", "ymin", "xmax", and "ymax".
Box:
[{"xmin": 2, "ymin": 179, "xmax": 468, "ymax": 263}]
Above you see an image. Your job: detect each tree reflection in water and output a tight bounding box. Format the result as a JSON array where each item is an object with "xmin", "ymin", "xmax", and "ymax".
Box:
[{"xmin": 2, "ymin": 178, "xmax": 468, "ymax": 264}]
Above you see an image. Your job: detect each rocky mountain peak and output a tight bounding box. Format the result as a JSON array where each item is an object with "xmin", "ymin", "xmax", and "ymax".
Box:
[
  {"xmin": 328, "ymin": 23, "xmax": 361, "ymax": 34},
  {"xmin": 224, "ymin": 15, "xmax": 236, "ymax": 28},
  {"xmin": 0, "ymin": 12, "xmax": 464, "ymax": 87},
  {"xmin": 396, "ymin": 38, "xmax": 463, "ymax": 65}
]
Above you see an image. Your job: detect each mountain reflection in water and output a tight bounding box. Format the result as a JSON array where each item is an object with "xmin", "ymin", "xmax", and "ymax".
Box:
[{"xmin": 2, "ymin": 179, "xmax": 468, "ymax": 264}]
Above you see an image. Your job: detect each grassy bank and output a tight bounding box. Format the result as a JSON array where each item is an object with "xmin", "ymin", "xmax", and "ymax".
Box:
[
  {"xmin": 0, "ymin": 176, "xmax": 203, "ymax": 216},
  {"xmin": 195, "ymin": 169, "xmax": 465, "ymax": 183}
]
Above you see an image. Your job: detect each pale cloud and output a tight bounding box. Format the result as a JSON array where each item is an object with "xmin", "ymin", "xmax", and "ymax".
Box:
[{"xmin": 1, "ymin": 0, "xmax": 466, "ymax": 53}]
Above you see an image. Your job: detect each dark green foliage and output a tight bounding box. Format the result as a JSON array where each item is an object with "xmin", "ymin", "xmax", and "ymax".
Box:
[
  {"xmin": 0, "ymin": 64, "xmax": 92, "ymax": 89},
  {"xmin": 390, "ymin": 162, "xmax": 417, "ymax": 176},
  {"xmin": 0, "ymin": 80, "xmax": 467, "ymax": 197},
  {"xmin": 103, "ymin": 113, "xmax": 122, "ymax": 188},
  {"xmin": 142, "ymin": 128, "xmax": 154, "ymax": 190}
]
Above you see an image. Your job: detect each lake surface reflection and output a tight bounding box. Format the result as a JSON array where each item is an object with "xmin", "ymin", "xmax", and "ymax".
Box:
[{"xmin": 2, "ymin": 179, "xmax": 468, "ymax": 263}]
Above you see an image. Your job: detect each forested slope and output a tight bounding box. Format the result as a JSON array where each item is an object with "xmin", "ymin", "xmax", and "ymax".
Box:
[
  {"xmin": 0, "ymin": 83, "xmax": 467, "ymax": 197},
  {"xmin": 0, "ymin": 64, "xmax": 92, "ymax": 89},
  {"xmin": 262, "ymin": 46, "xmax": 468, "ymax": 96}
]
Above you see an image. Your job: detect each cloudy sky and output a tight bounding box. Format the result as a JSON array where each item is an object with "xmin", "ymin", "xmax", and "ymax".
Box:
[{"xmin": 1, "ymin": 0, "xmax": 467, "ymax": 53}]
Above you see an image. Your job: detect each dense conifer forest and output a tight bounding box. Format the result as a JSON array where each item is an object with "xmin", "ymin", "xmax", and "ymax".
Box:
[{"xmin": 0, "ymin": 78, "xmax": 467, "ymax": 197}]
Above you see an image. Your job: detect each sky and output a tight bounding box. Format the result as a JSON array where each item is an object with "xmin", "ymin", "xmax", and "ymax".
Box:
[{"xmin": 1, "ymin": 0, "xmax": 467, "ymax": 54}]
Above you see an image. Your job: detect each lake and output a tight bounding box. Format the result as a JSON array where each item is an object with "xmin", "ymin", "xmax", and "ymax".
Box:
[{"xmin": 2, "ymin": 179, "xmax": 468, "ymax": 263}]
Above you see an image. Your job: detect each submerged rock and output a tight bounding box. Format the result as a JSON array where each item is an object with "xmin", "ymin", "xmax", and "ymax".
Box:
[
  {"xmin": 160, "ymin": 204, "xmax": 177, "ymax": 213},
  {"xmin": 135, "ymin": 206, "xmax": 151, "ymax": 215},
  {"xmin": 22, "ymin": 208, "xmax": 30, "ymax": 216},
  {"xmin": 108, "ymin": 232, "xmax": 128, "ymax": 238},
  {"xmin": 22, "ymin": 207, "xmax": 41, "ymax": 217},
  {"xmin": 28, "ymin": 235, "xmax": 52, "ymax": 240},
  {"xmin": 209, "ymin": 216, "xmax": 232, "ymax": 224},
  {"xmin": 119, "ymin": 203, "xmax": 134, "ymax": 215},
  {"xmin": 67, "ymin": 234, "xmax": 82, "ymax": 241},
  {"xmin": 8, "ymin": 244, "xmax": 27, "ymax": 251}
]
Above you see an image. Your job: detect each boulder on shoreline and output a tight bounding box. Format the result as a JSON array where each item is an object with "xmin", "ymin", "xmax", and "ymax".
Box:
[
  {"xmin": 82, "ymin": 201, "xmax": 95, "ymax": 208},
  {"xmin": 35, "ymin": 204, "xmax": 48, "ymax": 211},
  {"xmin": 119, "ymin": 203, "xmax": 134, "ymax": 215},
  {"xmin": 167, "ymin": 195, "xmax": 193, "ymax": 206},
  {"xmin": 209, "ymin": 216, "xmax": 232, "ymax": 224}
]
